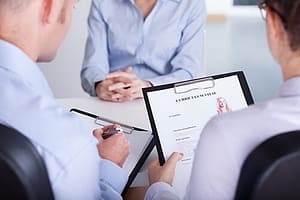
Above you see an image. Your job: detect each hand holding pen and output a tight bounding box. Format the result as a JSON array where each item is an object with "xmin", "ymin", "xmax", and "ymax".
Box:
[
  {"xmin": 102, "ymin": 126, "xmax": 123, "ymax": 139},
  {"xmin": 93, "ymin": 125, "xmax": 130, "ymax": 167}
]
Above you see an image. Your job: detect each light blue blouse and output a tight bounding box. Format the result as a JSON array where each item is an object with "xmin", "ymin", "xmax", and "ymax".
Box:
[{"xmin": 81, "ymin": 0, "xmax": 206, "ymax": 96}]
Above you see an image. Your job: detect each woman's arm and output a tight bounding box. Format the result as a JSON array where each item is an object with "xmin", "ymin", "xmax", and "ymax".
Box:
[{"xmin": 81, "ymin": 0, "xmax": 110, "ymax": 97}]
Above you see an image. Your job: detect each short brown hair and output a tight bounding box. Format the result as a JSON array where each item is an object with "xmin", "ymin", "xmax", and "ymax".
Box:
[{"xmin": 265, "ymin": 0, "xmax": 300, "ymax": 51}]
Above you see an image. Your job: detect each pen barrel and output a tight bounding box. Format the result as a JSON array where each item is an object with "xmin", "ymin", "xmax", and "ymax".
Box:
[{"xmin": 102, "ymin": 128, "xmax": 121, "ymax": 139}]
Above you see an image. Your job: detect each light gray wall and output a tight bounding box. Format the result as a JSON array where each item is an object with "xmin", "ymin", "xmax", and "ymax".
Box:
[
  {"xmin": 39, "ymin": 0, "xmax": 92, "ymax": 98},
  {"xmin": 205, "ymin": 17, "xmax": 283, "ymax": 102},
  {"xmin": 39, "ymin": 1, "xmax": 283, "ymax": 103}
]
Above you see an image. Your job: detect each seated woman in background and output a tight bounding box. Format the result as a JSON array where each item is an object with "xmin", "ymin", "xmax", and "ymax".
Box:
[
  {"xmin": 81, "ymin": 0, "xmax": 206, "ymax": 102},
  {"xmin": 145, "ymin": 0, "xmax": 300, "ymax": 199}
]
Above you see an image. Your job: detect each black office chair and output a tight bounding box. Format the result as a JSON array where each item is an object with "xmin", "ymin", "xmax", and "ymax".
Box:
[
  {"xmin": 0, "ymin": 124, "xmax": 54, "ymax": 200},
  {"xmin": 235, "ymin": 130, "xmax": 300, "ymax": 200}
]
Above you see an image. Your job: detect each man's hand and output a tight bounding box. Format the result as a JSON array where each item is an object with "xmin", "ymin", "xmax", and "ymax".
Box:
[
  {"xmin": 106, "ymin": 67, "xmax": 152, "ymax": 100},
  {"xmin": 93, "ymin": 125, "xmax": 130, "ymax": 167},
  {"xmin": 148, "ymin": 152, "xmax": 183, "ymax": 186}
]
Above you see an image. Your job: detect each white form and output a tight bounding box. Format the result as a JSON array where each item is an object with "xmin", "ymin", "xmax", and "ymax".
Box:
[{"xmin": 146, "ymin": 75, "xmax": 250, "ymax": 199}]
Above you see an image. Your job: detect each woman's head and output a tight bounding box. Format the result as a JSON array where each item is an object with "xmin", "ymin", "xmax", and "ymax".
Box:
[
  {"xmin": 260, "ymin": 0, "xmax": 300, "ymax": 67},
  {"xmin": 264, "ymin": 0, "xmax": 300, "ymax": 52}
]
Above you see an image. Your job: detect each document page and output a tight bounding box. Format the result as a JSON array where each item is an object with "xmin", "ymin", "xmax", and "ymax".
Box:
[{"xmin": 146, "ymin": 75, "xmax": 249, "ymax": 199}]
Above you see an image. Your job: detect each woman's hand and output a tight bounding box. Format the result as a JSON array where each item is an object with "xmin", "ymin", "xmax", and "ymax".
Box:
[{"xmin": 106, "ymin": 67, "xmax": 152, "ymax": 101}]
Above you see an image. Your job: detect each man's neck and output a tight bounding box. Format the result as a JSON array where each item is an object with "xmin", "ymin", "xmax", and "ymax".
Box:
[{"xmin": 0, "ymin": 13, "xmax": 39, "ymax": 62}]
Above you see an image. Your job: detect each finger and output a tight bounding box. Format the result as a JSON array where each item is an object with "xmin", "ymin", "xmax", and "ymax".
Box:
[
  {"xmin": 130, "ymin": 92, "xmax": 142, "ymax": 100},
  {"xmin": 107, "ymin": 71, "xmax": 136, "ymax": 80},
  {"xmin": 123, "ymin": 66, "xmax": 133, "ymax": 73},
  {"xmin": 93, "ymin": 129, "xmax": 103, "ymax": 138},
  {"xmin": 117, "ymin": 96, "xmax": 133, "ymax": 102},
  {"xmin": 149, "ymin": 159, "xmax": 161, "ymax": 169},
  {"xmin": 121, "ymin": 80, "xmax": 144, "ymax": 95},
  {"xmin": 165, "ymin": 152, "xmax": 183, "ymax": 167},
  {"xmin": 116, "ymin": 132, "xmax": 126, "ymax": 139},
  {"xmin": 99, "ymin": 90, "xmax": 116, "ymax": 101},
  {"xmin": 108, "ymin": 82, "xmax": 132, "ymax": 91},
  {"xmin": 111, "ymin": 93, "xmax": 125, "ymax": 100},
  {"xmin": 109, "ymin": 96, "xmax": 132, "ymax": 103},
  {"xmin": 125, "ymin": 87, "xmax": 143, "ymax": 100},
  {"xmin": 116, "ymin": 97, "xmax": 132, "ymax": 102},
  {"xmin": 105, "ymin": 76, "xmax": 133, "ymax": 85},
  {"xmin": 93, "ymin": 129, "xmax": 104, "ymax": 142},
  {"xmin": 130, "ymin": 86, "xmax": 142, "ymax": 95},
  {"xmin": 101, "ymin": 91, "xmax": 115, "ymax": 98},
  {"xmin": 112, "ymin": 88, "xmax": 134, "ymax": 97},
  {"xmin": 101, "ymin": 95, "xmax": 121, "ymax": 102}
]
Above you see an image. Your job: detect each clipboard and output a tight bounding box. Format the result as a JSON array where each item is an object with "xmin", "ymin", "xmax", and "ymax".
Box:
[
  {"xmin": 69, "ymin": 108, "xmax": 155, "ymax": 196},
  {"xmin": 142, "ymin": 71, "xmax": 254, "ymax": 198}
]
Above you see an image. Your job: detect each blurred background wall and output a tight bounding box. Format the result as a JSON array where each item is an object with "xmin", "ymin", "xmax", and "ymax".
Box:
[{"xmin": 39, "ymin": 0, "xmax": 283, "ymax": 103}]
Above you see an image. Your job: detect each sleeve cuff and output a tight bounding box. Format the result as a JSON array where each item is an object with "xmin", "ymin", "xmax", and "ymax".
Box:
[
  {"xmin": 145, "ymin": 182, "xmax": 178, "ymax": 200},
  {"xmin": 99, "ymin": 159, "xmax": 128, "ymax": 193},
  {"xmin": 81, "ymin": 68, "xmax": 106, "ymax": 96}
]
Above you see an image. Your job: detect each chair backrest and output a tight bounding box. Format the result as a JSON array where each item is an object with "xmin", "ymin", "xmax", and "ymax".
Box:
[
  {"xmin": 0, "ymin": 124, "xmax": 54, "ymax": 200},
  {"xmin": 235, "ymin": 130, "xmax": 300, "ymax": 200}
]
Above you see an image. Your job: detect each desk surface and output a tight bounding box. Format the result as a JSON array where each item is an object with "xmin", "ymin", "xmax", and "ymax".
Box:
[{"xmin": 57, "ymin": 97, "xmax": 157, "ymax": 188}]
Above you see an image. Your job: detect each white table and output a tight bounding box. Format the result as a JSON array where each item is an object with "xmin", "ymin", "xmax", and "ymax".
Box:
[{"xmin": 57, "ymin": 97, "xmax": 157, "ymax": 187}]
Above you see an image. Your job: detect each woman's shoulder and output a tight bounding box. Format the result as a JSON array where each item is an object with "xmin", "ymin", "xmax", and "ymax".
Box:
[
  {"xmin": 176, "ymin": 0, "xmax": 205, "ymax": 15},
  {"xmin": 179, "ymin": 0, "xmax": 205, "ymax": 7}
]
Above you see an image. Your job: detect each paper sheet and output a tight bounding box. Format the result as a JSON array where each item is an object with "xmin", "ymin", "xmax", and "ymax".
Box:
[{"xmin": 146, "ymin": 75, "xmax": 250, "ymax": 199}]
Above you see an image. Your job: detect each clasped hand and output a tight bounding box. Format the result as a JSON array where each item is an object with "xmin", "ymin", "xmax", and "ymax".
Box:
[{"xmin": 96, "ymin": 67, "xmax": 152, "ymax": 102}]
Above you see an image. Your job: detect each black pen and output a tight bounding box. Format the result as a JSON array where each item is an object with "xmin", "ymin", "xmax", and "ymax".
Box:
[{"xmin": 102, "ymin": 127, "xmax": 123, "ymax": 139}]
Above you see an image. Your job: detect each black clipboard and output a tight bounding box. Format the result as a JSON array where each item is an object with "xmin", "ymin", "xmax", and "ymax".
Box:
[
  {"xmin": 70, "ymin": 108, "xmax": 155, "ymax": 196},
  {"xmin": 143, "ymin": 71, "xmax": 254, "ymax": 165}
]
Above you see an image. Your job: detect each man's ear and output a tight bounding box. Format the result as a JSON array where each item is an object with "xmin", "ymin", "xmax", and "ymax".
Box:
[{"xmin": 42, "ymin": 0, "xmax": 54, "ymax": 24}]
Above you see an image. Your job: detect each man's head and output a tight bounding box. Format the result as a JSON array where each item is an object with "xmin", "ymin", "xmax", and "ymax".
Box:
[
  {"xmin": 0, "ymin": 0, "xmax": 78, "ymax": 62},
  {"xmin": 260, "ymin": 0, "xmax": 300, "ymax": 65},
  {"xmin": 0, "ymin": 0, "xmax": 32, "ymax": 11}
]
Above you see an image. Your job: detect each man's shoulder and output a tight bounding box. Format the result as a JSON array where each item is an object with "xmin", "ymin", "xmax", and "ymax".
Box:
[
  {"xmin": 0, "ymin": 68, "xmax": 93, "ymax": 166},
  {"xmin": 0, "ymin": 67, "xmax": 26, "ymax": 98}
]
